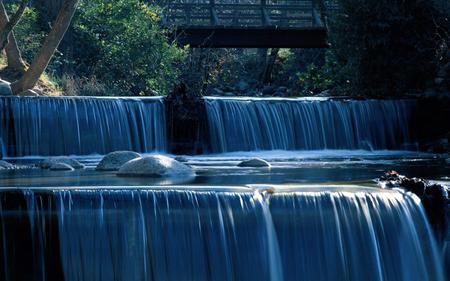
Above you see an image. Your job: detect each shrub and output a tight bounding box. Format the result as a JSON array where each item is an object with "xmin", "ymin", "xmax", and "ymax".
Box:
[{"xmin": 329, "ymin": 0, "xmax": 450, "ymax": 96}]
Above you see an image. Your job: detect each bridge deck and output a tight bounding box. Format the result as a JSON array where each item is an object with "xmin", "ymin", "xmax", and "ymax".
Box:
[{"xmin": 152, "ymin": 0, "xmax": 334, "ymax": 48}]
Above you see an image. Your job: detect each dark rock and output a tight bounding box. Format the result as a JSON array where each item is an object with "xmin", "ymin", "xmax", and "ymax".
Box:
[
  {"xmin": 236, "ymin": 81, "xmax": 250, "ymax": 92},
  {"xmin": 174, "ymin": 156, "xmax": 188, "ymax": 163},
  {"xmin": 425, "ymin": 138, "xmax": 449, "ymax": 154},
  {"xmin": 211, "ymin": 88, "xmax": 224, "ymax": 96},
  {"xmin": 316, "ymin": 90, "xmax": 331, "ymax": 97},
  {"xmin": 262, "ymin": 85, "xmax": 276, "ymax": 96},
  {"xmin": 238, "ymin": 158, "xmax": 271, "ymax": 168},
  {"xmin": 378, "ymin": 170, "xmax": 449, "ymax": 243},
  {"xmin": 273, "ymin": 87, "xmax": 289, "ymax": 97},
  {"xmin": 96, "ymin": 151, "xmax": 141, "ymax": 171},
  {"xmin": 222, "ymin": 86, "xmax": 235, "ymax": 92}
]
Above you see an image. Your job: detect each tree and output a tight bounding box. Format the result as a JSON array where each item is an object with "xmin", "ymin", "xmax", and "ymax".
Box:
[
  {"xmin": 329, "ymin": 0, "xmax": 450, "ymax": 96},
  {"xmin": 11, "ymin": 0, "xmax": 78, "ymax": 94},
  {"xmin": 67, "ymin": 0, "xmax": 184, "ymax": 95},
  {"xmin": 0, "ymin": 0, "xmax": 27, "ymax": 52},
  {"xmin": 0, "ymin": 1, "xmax": 26, "ymax": 71}
]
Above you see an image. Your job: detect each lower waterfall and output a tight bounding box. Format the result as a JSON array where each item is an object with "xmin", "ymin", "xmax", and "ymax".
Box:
[
  {"xmin": 0, "ymin": 97, "xmax": 166, "ymax": 157},
  {"xmin": 1, "ymin": 187, "xmax": 443, "ymax": 281},
  {"xmin": 205, "ymin": 98, "xmax": 416, "ymax": 152}
]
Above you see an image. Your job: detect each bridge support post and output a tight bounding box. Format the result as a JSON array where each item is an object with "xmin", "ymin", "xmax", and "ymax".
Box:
[
  {"xmin": 209, "ymin": 0, "xmax": 219, "ymax": 26},
  {"xmin": 311, "ymin": 0, "xmax": 323, "ymax": 27},
  {"xmin": 261, "ymin": 0, "xmax": 271, "ymax": 26}
]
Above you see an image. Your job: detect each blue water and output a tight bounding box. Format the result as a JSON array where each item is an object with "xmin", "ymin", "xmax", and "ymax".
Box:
[
  {"xmin": 0, "ymin": 97, "xmax": 166, "ymax": 157},
  {"xmin": 8, "ymin": 187, "xmax": 443, "ymax": 281},
  {"xmin": 205, "ymin": 97, "xmax": 416, "ymax": 152}
]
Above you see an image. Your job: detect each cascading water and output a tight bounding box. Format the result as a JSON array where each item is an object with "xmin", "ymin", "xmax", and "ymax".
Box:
[
  {"xmin": 270, "ymin": 188, "xmax": 445, "ymax": 281},
  {"xmin": 1, "ymin": 187, "xmax": 444, "ymax": 281},
  {"xmin": 55, "ymin": 189, "xmax": 283, "ymax": 281},
  {"xmin": 205, "ymin": 97, "xmax": 416, "ymax": 152},
  {"xmin": 0, "ymin": 97, "xmax": 166, "ymax": 157}
]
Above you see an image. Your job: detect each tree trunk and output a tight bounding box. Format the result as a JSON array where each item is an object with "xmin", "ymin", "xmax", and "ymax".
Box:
[
  {"xmin": 11, "ymin": 0, "xmax": 78, "ymax": 94},
  {"xmin": 0, "ymin": 1, "xmax": 26, "ymax": 72},
  {"xmin": 260, "ymin": 48, "xmax": 279, "ymax": 84},
  {"xmin": 0, "ymin": 0, "xmax": 27, "ymax": 52}
]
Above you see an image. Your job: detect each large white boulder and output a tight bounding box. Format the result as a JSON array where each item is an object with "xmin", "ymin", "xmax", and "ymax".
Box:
[
  {"xmin": 117, "ymin": 155, "xmax": 195, "ymax": 177},
  {"xmin": 0, "ymin": 79, "xmax": 12, "ymax": 96},
  {"xmin": 237, "ymin": 158, "xmax": 271, "ymax": 168},
  {"xmin": 38, "ymin": 156, "xmax": 85, "ymax": 169},
  {"xmin": 96, "ymin": 151, "xmax": 141, "ymax": 171}
]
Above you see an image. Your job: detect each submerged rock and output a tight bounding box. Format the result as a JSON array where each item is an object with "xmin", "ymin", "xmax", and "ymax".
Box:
[
  {"xmin": 39, "ymin": 157, "xmax": 85, "ymax": 169},
  {"xmin": 0, "ymin": 160, "xmax": 14, "ymax": 170},
  {"xmin": 96, "ymin": 151, "xmax": 141, "ymax": 171},
  {"xmin": 117, "ymin": 155, "xmax": 195, "ymax": 177},
  {"xmin": 237, "ymin": 158, "xmax": 271, "ymax": 168},
  {"xmin": 0, "ymin": 79, "xmax": 12, "ymax": 96},
  {"xmin": 49, "ymin": 163, "xmax": 74, "ymax": 171}
]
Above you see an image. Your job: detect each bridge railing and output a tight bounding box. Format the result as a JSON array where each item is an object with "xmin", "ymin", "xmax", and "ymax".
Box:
[{"xmin": 151, "ymin": 0, "xmax": 326, "ymax": 28}]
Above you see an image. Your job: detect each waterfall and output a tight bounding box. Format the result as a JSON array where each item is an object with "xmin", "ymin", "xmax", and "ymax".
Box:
[
  {"xmin": 270, "ymin": 188, "xmax": 445, "ymax": 281},
  {"xmin": 55, "ymin": 190, "xmax": 283, "ymax": 281},
  {"xmin": 205, "ymin": 97, "xmax": 416, "ymax": 152},
  {"xmin": 0, "ymin": 97, "xmax": 166, "ymax": 157},
  {"xmin": 1, "ymin": 187, "xmax": 444, "ymax": 281}
]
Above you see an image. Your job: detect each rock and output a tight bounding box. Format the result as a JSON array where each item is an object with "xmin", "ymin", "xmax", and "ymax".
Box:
[
  {"xmin": 49, "ymin": 163, "xmax": 74, "ymax": 171},
  {"xmin": 446, "ymin": 158, "xmax": 450, "ymax": 165},
  {"xmin": 96, "ymin": 151, "xmax": 141, "ymax": 171},
  {"xmin": 222, "ymin": 86, "xmax": 235, "ymax": 92},
  {"xmin": 0, "ymin": 79, "xmax": 12, "ymax": 96},
  {"xmin": 316, "ymin": 90, "xmax": 331, "ymax": 97},
  {"xmin": 427, "ymin": 138, "xmax": 449, "ymax": 154},
  {"xmin": 211, "ymin": 88, "xmax": 224, "ymax": 96},
  {"xmin": 117, "ymin": 155, "xmax": 195, "ymax": 177},
  {"xmin": 435, "ymin": 77, "xmax": 445, "ymax": 85},
  {"xmin": 236, "ymin": 81, "xmax": 250, "ymax": 92},
  {"xmin": 0, "ymin": 160, "xmax": 14, "ymax": 170},
  {"xmin": 378, "ymin": 171, "xmax": 450, "ymax": 242},
  {"xmin": 224, "ymin": 92, "xmax": 235, "ymax": 97},
  {"xmin": 174, "ymin": 156, "xmax": 188, "ymax": 163},
  {"xmin": 18, "ymin": 89, "xmax": 39, "ymax": 97},
  {"xmin": 237, "ymin": 158, "xmax": 271, "ymax": 168},
  {"xmin": 262, "ymin": 85, "xmax": 276, "ymax": 96},
  {"xmin": 38, "ymin": 157, "xmax": 85, "ymax": 169},
  {"xmin": 273, "ymin": 87, "xmax": 289, "ymax": 97}
]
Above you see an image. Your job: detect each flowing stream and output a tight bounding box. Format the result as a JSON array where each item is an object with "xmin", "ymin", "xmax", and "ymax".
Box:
[
  {"xmin": 0, "ymin": 187, "xmax": 443, "ymax": 281},
  {"xmin": 205, "ymin": 97, "xmax": 415, "ymax": 152},
  {"xmin": 0, "ymin": 97, "xmax": 166, "ymax": 157}
]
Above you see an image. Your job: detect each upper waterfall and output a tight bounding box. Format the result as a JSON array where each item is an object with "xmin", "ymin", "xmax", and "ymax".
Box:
[
  {"xmin": 0, "ymin": 97, "xmax": 166, "ymax": 157},
  {"xmin": 205, "ymin": 97, "xmax": 416, "ymax": 152}
]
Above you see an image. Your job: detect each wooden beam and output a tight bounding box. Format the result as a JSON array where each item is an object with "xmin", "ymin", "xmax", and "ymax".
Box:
[{"xmin": 171, "ymin": 27, "xmax": 328, "ymax": 48}]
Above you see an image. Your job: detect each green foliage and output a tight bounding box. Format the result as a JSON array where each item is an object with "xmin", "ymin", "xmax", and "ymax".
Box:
[
  {"xmin": 5, "ymin": 5, "xmax": 46, "ymax": 63},
  {"xmin": 329, "ymin": 0, "xmax": 450, "ymax": 96},
  {"xmin": 70, "ymin": 0, "xmax": 185, "ymax": 95}
]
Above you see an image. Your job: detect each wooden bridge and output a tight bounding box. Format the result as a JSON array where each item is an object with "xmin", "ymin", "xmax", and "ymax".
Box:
[{"xmin": 151, "ymin": 0, "xmax": 337, "ymax": 48}]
